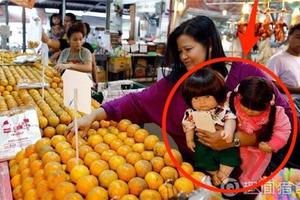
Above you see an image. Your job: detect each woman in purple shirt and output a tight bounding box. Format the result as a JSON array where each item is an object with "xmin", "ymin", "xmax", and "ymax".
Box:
[{"xmin": 67, "ymin": 16, "xmax": 293, "ymax": 173}]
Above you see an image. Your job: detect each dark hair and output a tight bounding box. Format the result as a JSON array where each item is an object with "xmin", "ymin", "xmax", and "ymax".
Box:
[
  {"xmin": 288, "ymin": 23, "xmax": 300, "ymax": 36},
  {"xmin": 50, "ymin": 13, "xmax": 61, "ymax": 27},
  {"xmin": 182, "ymin": 68, "xmax": 227, "ymax": 108},
  {"xmin": 229, "ymin": 77, "xmax": 276, "ymax": 142},
  {"xmin": 164, "ymin": 15, "xmax": 227, "ymax": 82},
  {"xmin": 67, "ymin": 23, "xmax": 85, "ymax": 39},
  {"xmin": 84, "ymin": 22, "xmax": 91, "ymax": 36},
  {"xmin": 65, "ymin": 13, "xmax": 76, "ymax": 23}
]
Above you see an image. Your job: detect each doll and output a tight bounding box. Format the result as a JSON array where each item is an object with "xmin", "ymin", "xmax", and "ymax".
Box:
[
  {"xmin": 182, "ymin": 68, "xmax": 240, "ymax": 186},
  {"xmin": 229, "ymin": 77, "xmax": 291, "ymax": 186}
]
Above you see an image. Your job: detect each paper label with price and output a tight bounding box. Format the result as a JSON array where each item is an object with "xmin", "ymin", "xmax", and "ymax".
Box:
[{"xmin": 0, "ymin": 107, "xmax": 41, "ymax": 161}]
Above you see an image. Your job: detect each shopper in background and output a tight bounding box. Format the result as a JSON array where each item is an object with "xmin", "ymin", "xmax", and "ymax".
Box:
[
  {"xmin": 63, "ymin": 13, "xmax": 76, "ymax": 39},
  {"xmin": 55, "ymin": 22, "xmax": 92, "ymax": 73},
  {"xmin": 66, "ymin": 15, "xmax": 293, "ymax": 190},
  {"xmin": 267, "ymin": 24, "xmax": 300, "ymax": 95}
]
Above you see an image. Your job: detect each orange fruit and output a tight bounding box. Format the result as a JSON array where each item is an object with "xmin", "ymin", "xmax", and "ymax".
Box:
[
  {"xmin": 124, "ymin": 138, "xmax": 135, "ymax": 146},
  {"xmin": 42, "ymin": 151, "xmax": 60, "ymax": 165},
  {"xmin": 33, "ymin": 169, "xmax": 45, "ymax": 185},
  {"xmin": 71, "ymin": 137, "xmax": 87, "ymax": 149},
  {"xmin": 38, "ymin": 116, "xmax": 48, "ymax": 129},
  {"xmin": 118, "ymin": 132, "xmax": 128, "ymax": 141},
  {"xmin": 144, "ymin": 135, "xmax": 160, "ymax": 150},
  {"xmin": 98, "ymin": 169, "xmax": 118, "ymax": 188},
  {"xmin": 60, "ymin": 113, "xmax": 72, "ymax": 125},
  {"xmin": 44, "ymin": 161, "xmax": 63, "ymax": 176},
  {"xmin": 134, "ymin": 160, "xmax": 152, "ymax": 178},
  {"xmin": 18, "ymin": 158, "xmax": 29, "ymax": 171},
  {"xmin": 158, "ymin": 183, "xmax": 178, "ymax": 200},
  {"xmin": 117, "ymin": 119, "xmax": 132, "ymax": 132},
  {"xmin": 109, "ymin": 155, "xmax": 126, "ymax": 171},
  {"xmin": 55, "ymin": 141, "xmax": 72, "ymax": 154},
  {"xmin": 108, "ymin": 180, "xmax": 129, "ymax": 199},
  {"xmin": 141, "ymin": 151, "xmax": 155, "ymax": 161},
  {"xmin": 66, "ymin": 158, "xmax": 83, "ymax": 173},
  {"xmin": 100, "ymin": 120, "xmax": 110, "ymax": 128},
  {"xmin": 126, "ymin": 152, "xmax": 142, "ymax": 165},
  {"xmin": 128, "ymin": 177, "xmax": 148, "ymax": 196},
  {"xmin": 41, "ymin": 191, "xmax": 55, "ymax": 200},
  {"xmin": 24, "ymin": 188, "xmax": 38, "ymax": 200},
  {"xmin": 86, "ymin": 186, "xmax": 108, "ymax": 200},
  {"xmin": 43, "ymin": 126, "xmax": 56, "ymax": 138},
  {"xmin": 94, "ymin": 143, "xmax": 109, "ymax": 154},
  {"xmin": 134, "ymin": 129, "xmax": 149, "ymax": 143},
  {"xmin": 11, "ymin": 174, "xmax": 21, "ymax": 189},
  {"xmin": 153, "ymin": 142, "xmax": 166, "ymax": 157},
  {"xmin": 126, "ymin": 124, "xmax": 140, "ymax": 137},
  {"xmin": 35, "ymin": 138, "xmax": 51, "ymax": 152},
  {"xmin": 120, "ymin": 194, "xmax": 139, "ymax": 200},
  {"xmin": 108, "ymin": 126, "xmax": 119, "ymax": 135},
  {"xmin": 180, "ymin": 162, "xmax": 194, "ymax": 177},
  {"xmin": 84, "ymin": 152, "xmax": 101, "ymax": 167},
  {"xmin": 6, "ymin": 85, "xmax": 13, "ymax": 92},
  {"xmin": 15, "ymin": 149, "xmax": 26, "ymax": 163},
  {"xmin": 21, "ymin": 168, "xmax": 31, "ymax": 181},
  {"xmin": 61, "ymin": 148, "xmax": 76, "ymax": 164},
  {"xmin": 91, "ymin": 121, "xmax": 100, "ymax": 130},
  {"xmin": 63, "ymin": 192, "xmax": 83, "ymax": 200},
  {"xmin": 9, "ymin": 159, "xmax": 17, "ymax": 168},
  {"xmin": 36, "ymin": 179, "xmax": 49, "ymax": 198},
  {"xmin": 28, "ymin": 153, "xmax": 39, "ymax": 163},
  {"xmin": 101, "ymin": 150, "xmax": 117, "ymax": 162},
  {"xmin": 9, "ymin": 164, "xmax": 19, "ymax": 178},
  {"xmin": 164, "ymin": 149, "xmax": 183, "ymax": 167},
  {"xmin": 25, "ymin": 144, "xmax": 36, "ymax": 157},
  {"xmin": 37, "ymin": 145, "xmax": 55, "ymax": 159},
  {"xmin": 70, "ymin": 165, "xmax": 90, "ymax": 183},
  {"xmin": 103, "ymin": 133, "xmax": 118, "ymax": 145},
  {"xmin": 76, "ymin": 175, "xmax": 98, "ymax": 196},
  {"xmin": 96, "ymin": 128, "xmax": 109, "ymax": 136},
  {"xmin": 56, "ymin": 124, "xmax": 68, "ymax": 135},
  {"xmin": 160, "ymin": 166, "xmax": 179, "ymax": 182},
  {"xmin": 47, "ymin": 170, "xmax": 68, "ymax": 189},
  {"xmin": 144, "ymin": 171, "xmax": 164, "ymax": 190},
  {"xmin": 21, "ymin": 177, "xmax": 35, "ymax": 194},
  {"xmin": 51, "ymin": 135, "xmax": 66, "ymax": 148},
  {"xmin": 29, "ymin": 159, "xmax": 43, "ymax": 174},
  {"xmin": 117, "ymin": 145, "xmax": 132, "ymax": 157},
  {"xmin": 87, "ymin": 134, "xmax": 103, "ymax": 148},
  {"xmin": 78, "ymin": 145, "xmax": 93, "ymax": 159},
  {"xmin": 90, "ymin": 160, "xmax": 109, "ymax": 177},
  {"xmin": 13, "ymin": 185, "xmax": 23, "ymax": 199},
  {"xmin": 48, "ymin": 115, "xmax": 60, "ymax": 127},
  {"xmin": 87, "ymin": 129, "xmax": 97, "ymax": 136},
  {"xmin": 117, "ymin": 163, "xmax": 136, "ymax": 182},
  {"xmin": 150, "ymin": 157, "xmax": 165, "ymax": 173},
  {"xmin": 174, "ymin": 177, "xmax": 194, "ymax": 193},
  {"xmin": 191, "ymin": 171, "xmax": 206, "ymax": 189},
  {"xmin": 110, "ymin": 139, "xmax": 123, "ymax": 151},
  {"xmin": 132, "ymin": 143, "xmax": 145, "ymax": 153},
  {"xmin": 139, "ymin": 189, "xmax": 162, "ymax": 200}
]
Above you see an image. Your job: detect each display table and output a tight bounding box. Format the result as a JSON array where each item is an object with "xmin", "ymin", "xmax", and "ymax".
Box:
[{"xmin": 0, "ymin": 161, "xmax": 13, "ymax": 200}]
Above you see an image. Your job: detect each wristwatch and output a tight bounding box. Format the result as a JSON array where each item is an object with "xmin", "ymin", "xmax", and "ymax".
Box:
[{"xmin": 233, "ymin": 135, "xmax": 240, "ymax": 147}]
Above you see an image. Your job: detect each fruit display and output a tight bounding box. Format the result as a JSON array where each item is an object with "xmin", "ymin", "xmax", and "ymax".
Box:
[
  {"xmin": 9, "ymin": 119, "xmax": 218, "ymax": 200},
  {"xmin": 0, "ymin": 51, "xmax": 21, "ymax": 65}
]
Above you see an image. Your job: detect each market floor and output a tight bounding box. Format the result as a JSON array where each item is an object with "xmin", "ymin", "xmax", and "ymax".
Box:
[{"xmin": 144, "ymin": 123, "xmax": 178, "ymax": 149}]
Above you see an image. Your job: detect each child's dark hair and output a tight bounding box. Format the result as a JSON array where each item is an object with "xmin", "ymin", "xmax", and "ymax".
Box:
[
  {"xmin": 182, "ymin": 68, "xmax": 227, "ymax": 108},
  {"xmin": 67, "ymin": 23, "xmax": 86, "ymax": 39},
  {"xmin": 229, "ymin": 77, "xmax": 276, "ymax": 142}
]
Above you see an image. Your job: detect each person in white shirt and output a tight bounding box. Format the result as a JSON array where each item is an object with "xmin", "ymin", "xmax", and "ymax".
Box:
[{"xmin": 267, "ymin": 24, "xmax": 300, "ymax": 95}]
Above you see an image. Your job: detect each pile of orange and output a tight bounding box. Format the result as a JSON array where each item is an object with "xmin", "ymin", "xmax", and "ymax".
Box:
[{"xmin": 9, "ymin": 119, "xmax": 210, "ymax": 199}]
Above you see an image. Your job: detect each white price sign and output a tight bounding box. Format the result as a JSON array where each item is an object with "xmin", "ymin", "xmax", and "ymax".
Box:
[{"xmin": 0, "ymin": 107, "xmax": 41, "ymax": 161}]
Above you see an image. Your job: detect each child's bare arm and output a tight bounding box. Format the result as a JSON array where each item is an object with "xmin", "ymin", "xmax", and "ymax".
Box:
[
  {"xmin": 223, "ymin": 119, "xmax": 236, "ymax": 143},
  {"xmin": 186, "ymin": 129, "xmax": 196, "ymax": 152}
]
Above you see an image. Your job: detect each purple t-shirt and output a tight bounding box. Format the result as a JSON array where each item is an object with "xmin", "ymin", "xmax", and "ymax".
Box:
[{"xmin": 102, "ymin": 62, "xmax": 292, "ymax": 162}]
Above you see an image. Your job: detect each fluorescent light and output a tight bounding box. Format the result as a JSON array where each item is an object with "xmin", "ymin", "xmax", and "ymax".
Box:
[{"xmin": 45, "ymin": 8, "xmax": 59, "ymax": 13}]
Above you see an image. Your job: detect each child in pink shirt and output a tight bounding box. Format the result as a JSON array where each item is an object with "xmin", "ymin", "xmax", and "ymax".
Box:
[{"xmin": 229, "ymin": 77, "xmax": 291, "ymax": 186}]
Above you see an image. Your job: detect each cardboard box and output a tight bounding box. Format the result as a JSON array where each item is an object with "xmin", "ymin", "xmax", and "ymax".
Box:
[
  {"xmin": 108, "ymin": 57, "xmax": 132, "ymax": 73},
  {"xmin": 97, "ymin": 69, "xmax": 107, "ymax": 82}
]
